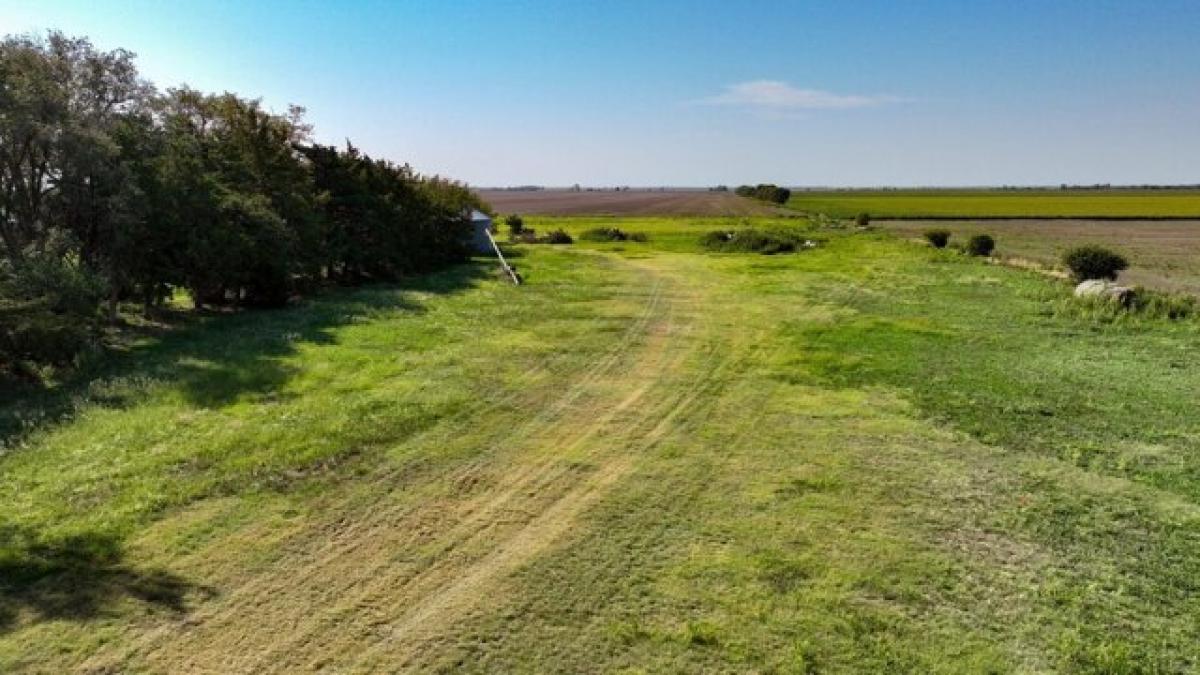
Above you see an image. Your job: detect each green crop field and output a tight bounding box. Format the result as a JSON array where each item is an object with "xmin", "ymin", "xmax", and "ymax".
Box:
[
  {"xmin": 786, "ymin": 189, "xmax": 1200, "ymax": 219},
  {"xmin": 3, "ymin": 218, "xmax": 1199, "ymax": 672}
]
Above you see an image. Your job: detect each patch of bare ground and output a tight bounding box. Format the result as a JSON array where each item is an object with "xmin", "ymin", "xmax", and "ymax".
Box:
[{"xmin": 477, "ymin": 189, "xmax": 788, "ymax": 217}]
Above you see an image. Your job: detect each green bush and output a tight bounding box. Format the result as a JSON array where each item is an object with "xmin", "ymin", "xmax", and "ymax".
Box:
[
  {"xmin": 855, "ymin": 212, "xmax": 871, "ymax": 228},
  {"xmin": 0, "ymin": 257, "xmax": 106, "ymax": 371},
  {"xmin": 505, "ymin": 214, "xmax": 525, "ymax": 237},
  {"xmin": 2, "ymin": 256, "xmax": 107, "ymax": 317},
  {"xmin": 923, "ymin": 229, "xmax": 951, "ymax": 248},
  {"xmin": 0, "ymin": 311, "xmax": 95, "ymax": 367},
  {"xmin": 966, "ymin": 234, "xmax": 995, "ymax": 257},
  {"xmin": 579, "ymin": 227, "xmax": 647, "ymax": 243},
  {"xmin": 1062, "ymin": 245, "xmax": 1128, "ymax": 281},
  {"xmin": 580, "ymin": 227, "xmax": 629, "ymax": 242},
  {"xmin": 540, "ymin": 229, "xmax": 573, "ymax": 244},
  {"xmin": 701, "ymin": 228, "xmax": 803, "ymax": 254}
]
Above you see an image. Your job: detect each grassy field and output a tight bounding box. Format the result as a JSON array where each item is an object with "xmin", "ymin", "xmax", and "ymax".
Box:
[
  {"xmin": 3, "ymin": 217, "xmax": 1199, "ymax": 672},
  {"xmin": 786, "ymin": 189, "xmax": 1200, "ymax": 219},
  {"xmin": 881, "ymin": 219, "xmax": 1200, "ymax": 295}
]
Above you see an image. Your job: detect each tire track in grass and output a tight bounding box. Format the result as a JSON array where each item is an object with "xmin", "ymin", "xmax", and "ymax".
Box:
[
  {"xmin": 352, "ymin": 289, "xmax": 735, "ymax": 670},
  {"xmin": 393, "ymin": 275, "xmax": 787, "ymax": 671},
  {"xmin": 325, "ymin": 268, "xmax": 705, "ymax": 670},
  {"xmin": 82, "ymin": 254, "xmax": 693, "ymax": 673},
  {"xmin": 355, "ymin": 263, "xmax": 776, "ymax": 670}
]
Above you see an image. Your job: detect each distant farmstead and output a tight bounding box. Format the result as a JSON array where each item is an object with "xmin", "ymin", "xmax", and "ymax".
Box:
[{"xmin": 470, "ymin": 210, "xmax": 493, "ymax": 254}]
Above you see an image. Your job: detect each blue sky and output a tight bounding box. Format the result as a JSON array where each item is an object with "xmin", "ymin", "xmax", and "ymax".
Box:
[{"xmin": 4, "ymin": 0, "xmax": 1198, "ymax": 186}]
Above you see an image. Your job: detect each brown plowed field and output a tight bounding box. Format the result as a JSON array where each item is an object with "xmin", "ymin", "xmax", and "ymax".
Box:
[
  {"xmin": 476, "ymin": 189, "xmax": 785, "ymax": 216},
  {"xmin": 883, "ymin": 219, "xmax": 1200, "ymax": 295}
]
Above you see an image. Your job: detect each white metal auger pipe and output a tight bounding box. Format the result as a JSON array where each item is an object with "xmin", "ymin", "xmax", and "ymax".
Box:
[{"xmin": 484, "ymin": 229, "xmax": 522, "ymax": 285}]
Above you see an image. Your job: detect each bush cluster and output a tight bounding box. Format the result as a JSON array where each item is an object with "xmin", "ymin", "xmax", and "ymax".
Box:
[
  {"xmin": 1053, "ymin": 285, "xmax": 1194, "ymax": 322},
  {"xmin": 734, "ymin": 184, "xmax": 792, "ymax": 204},
  {"xmin": 966, "ymin": 234, "xmax": 996, "ymax": 257},
  {"xmin": 0, "ymin": 32, "xmax": 485, "ymax": 374},
  {"xmin": 1062, "ymin": 245, "xmax": 1129, "ymax": 281},
  {"xmin": 512, "ymin": 228, "xmax": 573, "ymax": 244},
  {"xmin": 505, "ymin": 214, "xmax": 525, "ymax": 236},
  {"xmin": 701, "ymin": 228, "xmax": 812, "ymax": 254},
  {"xmin": 579, "ymin": 227, "xmax": 647, "ymax": 242},
  {"xmin": 541, "ymin": 229, "xmax": 574, "ymax": 244},
  {"xmin": 924, "ymin": 229, "xmax": 952, "ymax": 248}
]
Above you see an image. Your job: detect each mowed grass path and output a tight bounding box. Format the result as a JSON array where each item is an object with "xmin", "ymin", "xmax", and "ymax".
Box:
[
  {"xmin": 786, "ymin": 189, "xmax": 1200, "ymax": 219},
  {"xmin": 2, "ymin": 218, "xmax": 1199, "ymax": 672}
]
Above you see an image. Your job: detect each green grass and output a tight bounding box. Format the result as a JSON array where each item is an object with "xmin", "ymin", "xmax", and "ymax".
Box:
[
  {"xmin": 3, "ymin": 217, "xmax": 1199, "ymax": 672},
  {"xmin": 786, "ymin": 189, "xmax": 1200, "ymax": 219}
]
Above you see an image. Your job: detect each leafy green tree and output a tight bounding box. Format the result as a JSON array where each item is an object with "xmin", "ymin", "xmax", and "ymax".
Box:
[
  {"xmin": 505, "ymin": 214, "xmax": 525, "ymax": 237},
  {"xmin": 0, "ymin": 30, "xmax": 491, "ymax": 372}
]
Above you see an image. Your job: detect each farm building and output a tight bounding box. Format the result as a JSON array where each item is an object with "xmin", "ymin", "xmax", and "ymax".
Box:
[{"xmin": 469, "ymin": 210, "xmax": 494, "ymax": 254}]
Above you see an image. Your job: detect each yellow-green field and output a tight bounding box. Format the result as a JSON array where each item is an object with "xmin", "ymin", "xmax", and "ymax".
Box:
[
  {"xmin": 786, "ymin": 189, "xmax": 1200, "ymax": 219},
  {"xmin": 3, "ymin": 218, "xmax": 1199, "ymax": 672}
]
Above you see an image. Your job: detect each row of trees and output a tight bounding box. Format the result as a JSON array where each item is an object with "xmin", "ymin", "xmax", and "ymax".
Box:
[
  {"xmin": 734, "ymin": 184, "xmax": 791, "ymax": 204},
  {"xmin": 1, "ymin": 32, "xmax": 485, "ymax": 370}
]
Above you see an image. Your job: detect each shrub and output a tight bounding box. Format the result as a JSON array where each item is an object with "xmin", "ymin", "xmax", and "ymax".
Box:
[
  {"xmin": 2, "ymin": 256, "xmax": 107, "ymax": 317},
  {"xmin": 0, "ymin": 257, "xmax": 105, "ymax": 371},
  {"xmin": 0, "ymin": 311, "xmax": 95, "ymax": 367},
  {"xmin": 580, "ymin": 227, "xmax": 628, "ymax": 242},
  {"xmin": 966, "ymin": 234, "xmax": 996, "ymax": 257},
  {"xmin": 701, "ymin": 228, "xmax": 806, "ymax": 254},
  {"xmin": 504, "ymin": 214, "xmax": 525, "ymax": 237},
  {"xmin": 540, "ymin": 229, "xmax": 573, "ymax": 244},
  {"xmin": 1136, "ymin": 289, "xmax": 1196, "ymax": 320},
  {"xmin": 1062, "ymin": 245, "xmax": 1129, "ymax": 281},
  {"xmin": 855, "ymin": 212, "xmax": 871, "ymax": 228},
  {"xmin": 579, "ymin": 227, "xmax": 647, "ymax": 243},
  {"xmin": 924, "ymin": 229, "xmax": 951, "ymax": 248},
  {"xmin": 1051, "ymin": 286, "xmax": 1195, "ymax": 323}
]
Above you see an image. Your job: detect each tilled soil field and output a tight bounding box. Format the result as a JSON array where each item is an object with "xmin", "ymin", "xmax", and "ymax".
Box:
[
  {"xmin": 476, "ymin": 189, "xmax": 786, "ymax": 216},
  {"xmin": 883, "ymin": 219, "xmax": 1200, "ymax": 295}
]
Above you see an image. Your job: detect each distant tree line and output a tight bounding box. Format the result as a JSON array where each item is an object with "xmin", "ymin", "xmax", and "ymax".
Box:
[
  {"xmin": 734, "ymin": 184, "xmax": 792, "ymax": 204},
  {"xmin": 0, "ymin": 31, "xmax": 485, "ymax": 372},
  {"xmin": 1056, "ymin": 184, "xmax": 1200, "ymax": 191}
]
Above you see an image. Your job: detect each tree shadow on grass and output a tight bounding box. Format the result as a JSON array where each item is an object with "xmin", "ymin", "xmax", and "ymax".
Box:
[
  {"xmin": 0, "ymin": 525, "xmax": 215, "ymax": 632},
  {"xmin": 0, "ymin": 262, "xmax": 492, "ymax": 446}
]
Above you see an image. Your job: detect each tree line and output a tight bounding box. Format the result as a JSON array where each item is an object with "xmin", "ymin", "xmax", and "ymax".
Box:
[
  {"xmin": 734, "ymin": 184, "xmax": 791, "ymax": 204},
  {"xmin": 0, "ymin": 32, "xmax": 486, "ymax": 373}
]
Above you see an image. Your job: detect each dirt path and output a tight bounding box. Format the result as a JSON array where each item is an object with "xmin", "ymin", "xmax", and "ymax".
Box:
[{"xmin": 81, "ymin": 255, "xmax": 720, "ymax": 673}]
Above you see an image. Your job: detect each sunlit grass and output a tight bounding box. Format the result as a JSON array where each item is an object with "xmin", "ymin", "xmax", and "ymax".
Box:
[{"xmin": 3, "ymin": 218, "xmax": 1199, "ymax": 671}]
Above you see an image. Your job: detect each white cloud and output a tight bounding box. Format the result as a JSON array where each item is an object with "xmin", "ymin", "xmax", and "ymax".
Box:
[{"xmin": 698, "ymin": 80, "xmax": 899, "ymax": 111}]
